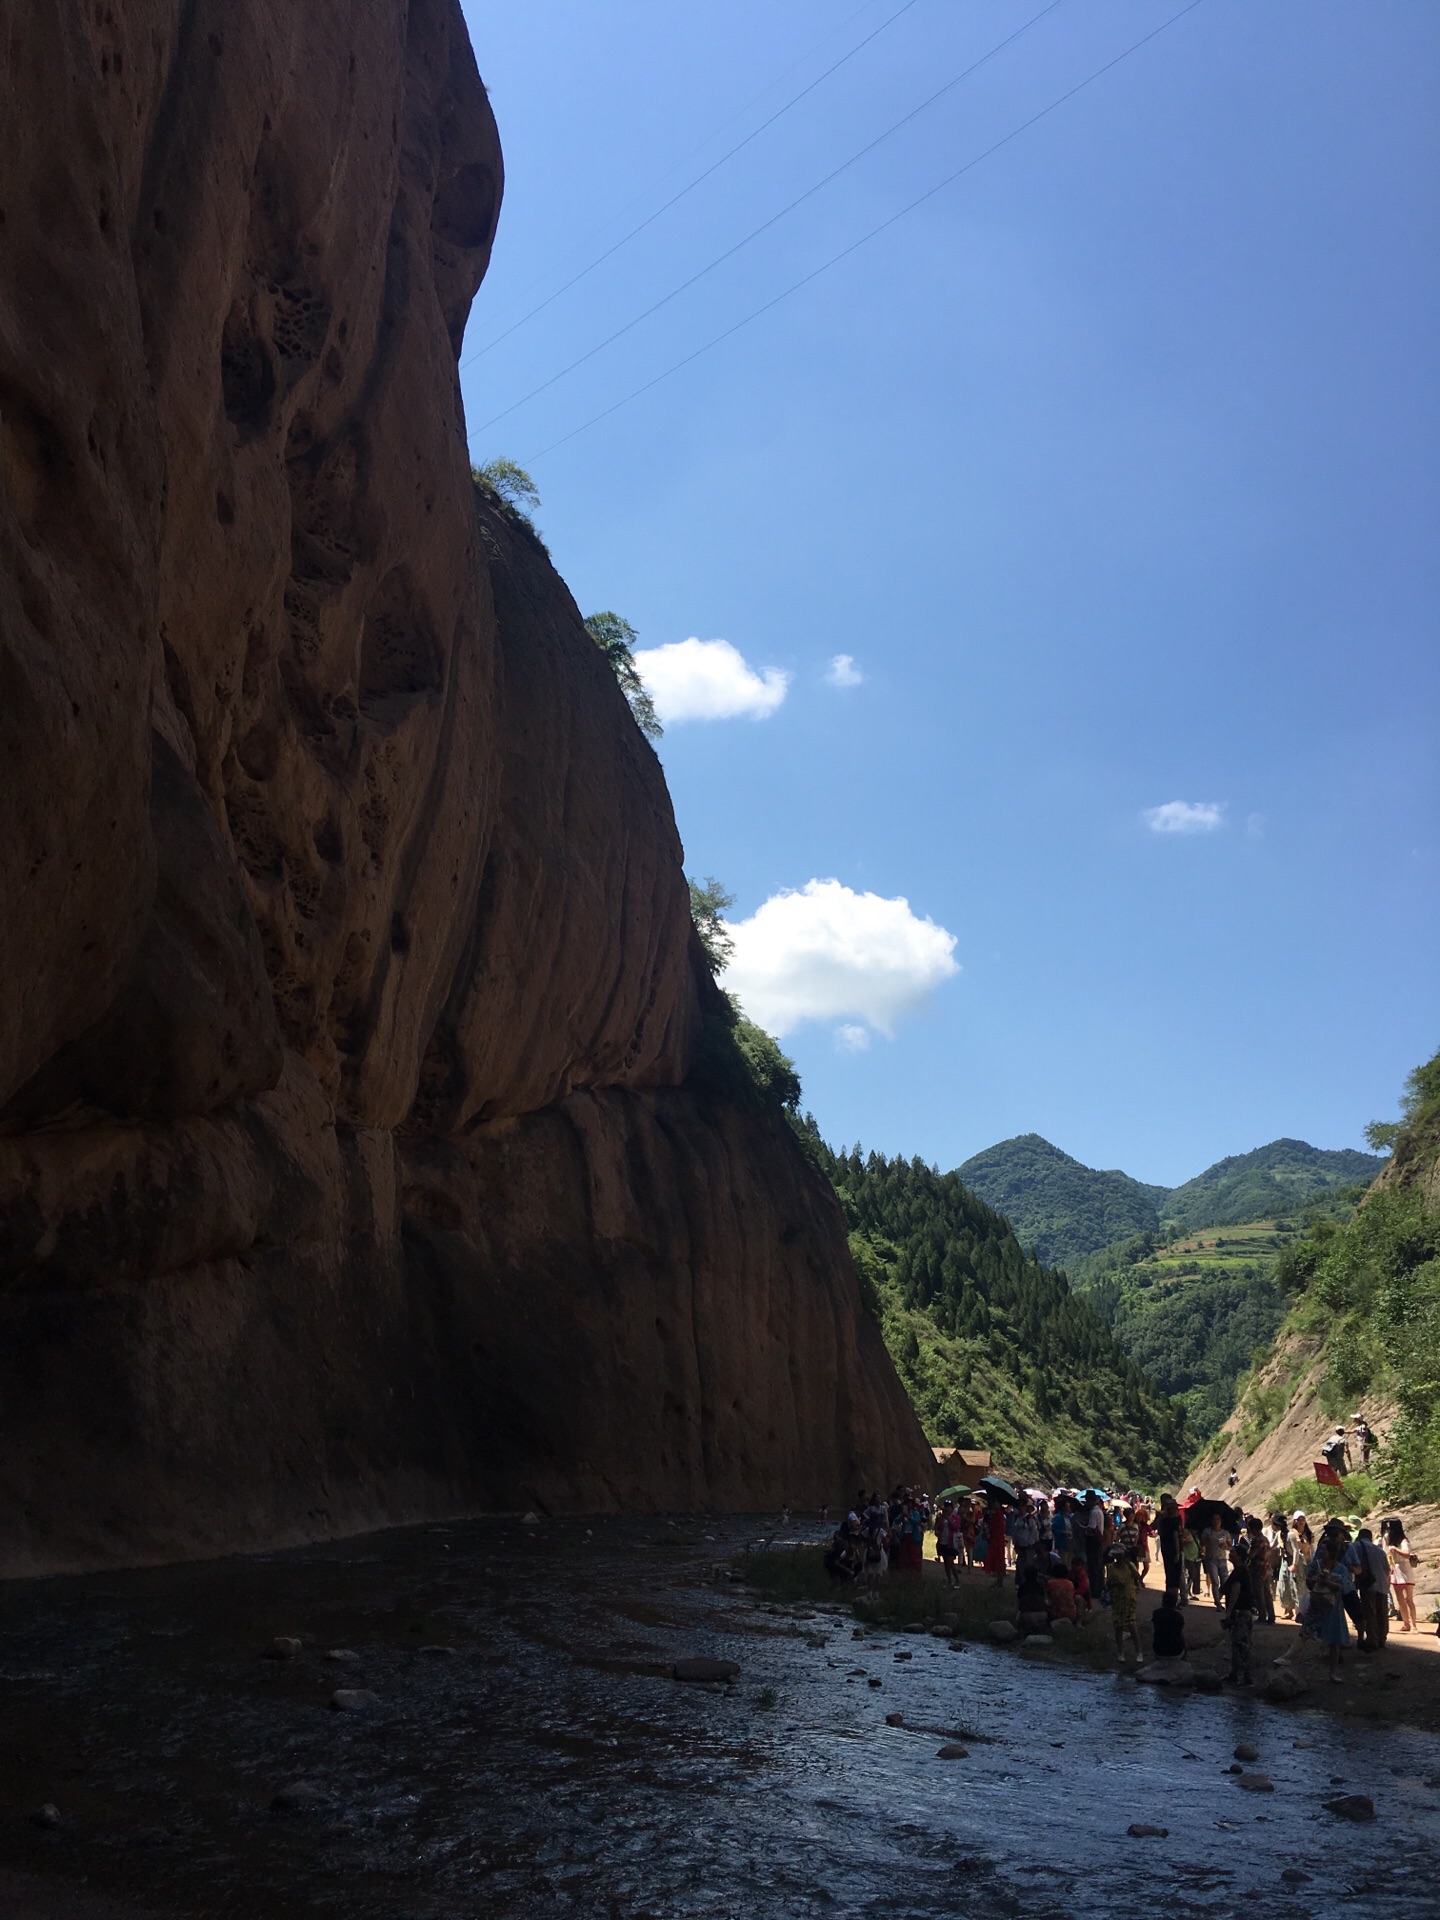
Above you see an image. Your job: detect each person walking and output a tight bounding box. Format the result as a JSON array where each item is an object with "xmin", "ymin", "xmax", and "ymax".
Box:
[
  {"xmin": 1179, "ymin": 1516, "xmax": 1201, "ymax": 1599},
  {"xmin": 1084, "ymin": 1490, "xmax": 1106, "ymax": 1609},
  {"xmin": 983, "ymin": 1497, "xmax": 1007, "ymax": 1587},
  {"xmin": 1201, "ymin": 1515, "xmax": 1232, "ymax": 1607},
  {"xmin": 1346, "ymin": 1526, "xmax": 1390, "ymax": 1650},
  {"xmin": 1273, "ymin": 1514, "xmax": 1298, "ymax": 1620},
  {"xmin": 1386, "ymin": 1519, "xmax": 1420, "ymax": 1632},
  {"xmin": 1105, "ymin": 1545, "xmax": 1142, "ymax": 1663},
  {"xmin": 1309, "ymin": 1532, "xmax": 1353, "ymax": 1683},
  {"xmin": 1219, "ymin": 1541, "xmax": 1258, "ymax": 1685},
  {"xmin": 1246, "ymin": 1518, "xmax": 1274, "ymax": 1625},
  {"xmin": 1157, "ymin": 1494, "xmax": 1182, "ymax": 1600},
  {"xmin": 935, "ymin": 1499, "xmax": 961, "ymax": 1588}
]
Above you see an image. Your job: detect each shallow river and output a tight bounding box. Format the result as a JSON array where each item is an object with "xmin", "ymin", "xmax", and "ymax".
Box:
[{"xmin": 1, "ymin": 1518, "xmax": 1437, "ymax": 1919}]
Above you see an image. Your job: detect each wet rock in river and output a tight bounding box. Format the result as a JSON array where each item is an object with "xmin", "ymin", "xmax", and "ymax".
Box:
[
  {"xmin": 673, "ymin": 1657, "xmax": 740, "ymax": 1682},
  {"xmin": 1022, "ymin": 1633, "xmax": 1053, "ymax": 1648},
  {"xmin": 1323, "ymin": 1794, "xmax": 1375, "ymax": 1822},
  {"xmin": 1137, "ymin": 1658, "xmax": 1193, "ymax": 1687},
  {"xmin": 902, "ymin": 1622, "xmax": 927, "ymax": 1634},
  {"xmin": 1234, "ymin": 1744, "xmax": 1259, "ymax": 1762},
  {"xmin": 1282, "ymin": 1869, "xmax": 1311, "ymax": 1884},
  {"xmin": 267, "ymin": 1636, "xmax": 303, "ymax": 1660},
  {"xmin": 936, "ymin": 1744, "xmax": 969, "ymax": 1760},
  {"xmin": 418, "ymin": 1644, "xmax": 455, "ymax": 1656},
  {"xmin": 867, "ymin": 1677, "xmax": 883, "ymax": 1689},
  {"xmin": 893, "ymin": 1650, "xmax": 913, "ymax": 1662},
  {"xmin": 1264, "ymin": 1668, "xmax": 1309, "ymax": 1703},
  {"xmin": 271, "ymin": 1781, "xmax": 335, "ymax": 1813},
  {"xmin": 988, "ymin": 1620, "xmax": 1018, "ymax": 1644},
  {"xmin": 885, "ymin": 1712, "xmax": 905, "ymax": 1726},
  {"xmin": 324, "ymin": 1648, "xmax": 360, "ymax": 1664},
  {"xmin": 330, "ymin": 1688, "xmax": 379, "ymax": 1711},
  {"xmin": 1127, "ymin": 1824, "xmax": 1168, "ymax": 1838},
  {"xmin": 32, "ymin": 1804, "xmax": 62, "ymax": 1829},
  {"xmin": 1237, "ymin": 1774, "xmax": 1274, "ymax": 1793}
]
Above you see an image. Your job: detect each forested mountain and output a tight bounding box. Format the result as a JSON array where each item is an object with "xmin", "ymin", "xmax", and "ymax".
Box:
[
  {"xmin": 948, "ymin": 1130, "xmax": 1383, "ymax": 1445},
  {"xmin": 957, "ymin": 1131, "xmax": 1383, "ymax": 1269},
  {"xmin": 803, "ymin": 1126, "xmax": 1189, "ymax": 1488},
  {"xmin": 955, "ymin": 1134, "xmax": 1167, "ymax": 1270},
  {"xmin": 1163, "ymin": 1139, "xmax": 1383, "ymax": 1235}
]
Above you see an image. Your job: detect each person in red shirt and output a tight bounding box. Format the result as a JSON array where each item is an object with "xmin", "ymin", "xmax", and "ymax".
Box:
[{"xmin": 1045, "ymin": 1553, "xmax": 1078, "ymax": 1624}]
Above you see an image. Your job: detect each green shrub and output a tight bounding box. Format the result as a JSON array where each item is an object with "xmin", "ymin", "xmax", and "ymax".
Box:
[{"xmin": 1265, "ymin": 1472, "xmax": 1378, "ymax": 1519}]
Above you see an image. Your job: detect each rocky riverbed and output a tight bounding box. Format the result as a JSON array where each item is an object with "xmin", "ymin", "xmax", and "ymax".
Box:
[{"xmin": 1, "ymin": 1518, "xmax": 1438, "ymax": 1919}]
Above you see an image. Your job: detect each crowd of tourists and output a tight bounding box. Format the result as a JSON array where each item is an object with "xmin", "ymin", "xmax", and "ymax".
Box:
[{"xmin": 822, "ymin": 1480, "xmax": 1428, "ymax": 1685}]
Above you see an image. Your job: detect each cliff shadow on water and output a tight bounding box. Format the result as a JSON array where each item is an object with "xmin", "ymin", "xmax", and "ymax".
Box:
[{"xmin": 0, "ymin": 0, "xmax": 928, "ymax": 1577}]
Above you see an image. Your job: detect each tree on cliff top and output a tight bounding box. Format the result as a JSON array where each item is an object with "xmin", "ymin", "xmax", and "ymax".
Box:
[
  {"xmin": 585, "ymin": 611, "xmax": 662, "ymax": 741},
  {"xmin": 472, "ymin": 457, "xmax": 539, "ymax": 519},
  {"xmin": 471, "ymin": 457, "xmax": 550, "ymax": 558},
  {"xmin": 687, "ymin": 875, "xmax": 734, "ymax": 976}
]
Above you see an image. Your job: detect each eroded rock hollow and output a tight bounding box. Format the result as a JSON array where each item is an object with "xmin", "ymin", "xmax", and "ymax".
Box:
[{"xmin": 0, "ymin": 0, "xmax": 928, "ymax": 1572}]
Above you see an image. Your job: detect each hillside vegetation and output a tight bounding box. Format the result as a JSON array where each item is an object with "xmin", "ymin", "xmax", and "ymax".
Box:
[
  {"xmin": 803, "ymin": 1126, "xmax": 1189, "ymax": 1488},
  {"xmin": 1077, "ymin": 1222, "xmax": 1291, "ymax": 1439},
  {"xmin": 1224, "ymin": 1049, "xmax": 1440, "ymax": 1504}
]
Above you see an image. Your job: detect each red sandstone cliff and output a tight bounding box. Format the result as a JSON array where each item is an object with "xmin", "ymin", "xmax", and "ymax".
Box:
[{"xmin": 0, "ymin": 0, "xmax": 928, "ymax": 1573}]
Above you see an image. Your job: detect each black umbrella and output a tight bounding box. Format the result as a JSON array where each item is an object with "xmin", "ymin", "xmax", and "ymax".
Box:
[
  {"xmin": 978, "ymin": 1475, "xmax": 1017, "ymax": 1504},
  {"xmin": 1180, "ymin": 1493, "xmax": 1241, "ymax": 1533}
]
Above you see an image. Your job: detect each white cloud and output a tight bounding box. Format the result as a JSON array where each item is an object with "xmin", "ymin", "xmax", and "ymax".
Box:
[
  {"xmin": 632, "ymin": 636, "xmax": 789, "ymax": 723},
  {"xmin": 836, "ymin": 1023, "xmax": 871, "ymax": 1053},
  {"xmin": 825, "ymin": 653, "xmax": 863, "ymax": 688},
  {"xmin": 721, "ymin": 878, "xmax": 960, "ymax": 1038},
  {"xmin": 1144, "ymin": 799, "xmax": 1226, "ymax": 835}
]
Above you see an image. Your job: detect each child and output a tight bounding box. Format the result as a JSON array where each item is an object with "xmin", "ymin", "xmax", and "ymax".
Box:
[{"xmin": 1104, "ymin": 1547, "xmax": 1142, "ymax": 1663}]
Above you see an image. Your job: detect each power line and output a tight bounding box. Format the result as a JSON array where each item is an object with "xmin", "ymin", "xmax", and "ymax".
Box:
[
  {"xmin": 520, "ymin": 0, "xmax": 1205, "ymax": 467},
  {"xmin": 472, "ymin": 1, "xmax": 1068, "ymax": 437},
  {"xmin": 468, "ymin": 0, "xmax": 892, "ymax": 339},
  {"xmin": 462, "ymin": 0, "xmax": 925, "ymax": 368}
]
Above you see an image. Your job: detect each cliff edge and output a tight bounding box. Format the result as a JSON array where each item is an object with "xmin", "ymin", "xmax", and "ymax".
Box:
[{"xmin": 0, "ymin": 0, "xmax": 928, "ymax": 1573}]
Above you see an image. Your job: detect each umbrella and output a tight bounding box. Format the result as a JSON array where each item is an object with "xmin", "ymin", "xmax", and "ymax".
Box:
[
  {"xmin": 978, "ymin": 1475, "xmax": 1017, "ymax": 1503},
  {"xmin": 1180, "ymin": 1495, "xmax": 1241, "ymax": 1534},
  {"xmin": 937, "ymin": 1484, "xmax": 974, "ymax": 1499}
]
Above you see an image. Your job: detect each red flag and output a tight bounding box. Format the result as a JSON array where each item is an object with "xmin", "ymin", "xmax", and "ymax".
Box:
[{"xmin": 1314, "ymin": 1461, "xmax": 1343, "ymax": 1488}]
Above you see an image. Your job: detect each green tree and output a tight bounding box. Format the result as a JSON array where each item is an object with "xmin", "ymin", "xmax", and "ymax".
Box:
[
  {"xmin": 687, "ymin": 875, "xmax": 735, "ymax": 977},
  {"xmin": 471, "ymin": 457, "xmax": 539, "ymax": 520},
  {"xmin": 584, "ymin": 611, "xmax": 662, "ymax": 741}
]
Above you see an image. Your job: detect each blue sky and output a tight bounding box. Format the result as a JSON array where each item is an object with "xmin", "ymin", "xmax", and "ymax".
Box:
[{"xmin": 458, "ymin": 0, "xmax": 1439, "ymax": 1187}]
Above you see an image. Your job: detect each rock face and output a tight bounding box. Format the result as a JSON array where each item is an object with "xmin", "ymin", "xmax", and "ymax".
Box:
[{"xmin": 0, "ymin": 0, "xmax": 928, "ymax": 1575}]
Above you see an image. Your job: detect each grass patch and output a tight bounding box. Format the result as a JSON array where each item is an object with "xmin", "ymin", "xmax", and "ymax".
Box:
[
  {"xmin": 736, "ymin": 1547, "xmax": 1114, "ymax": 1666},
  {"xmin": 1235, "ymin": 1370, "xmax": 1295, "ymax": 1454},
  {"xmin": 1264, "ymin": 1472, "xmax": 1378, "ymax": 1519}
]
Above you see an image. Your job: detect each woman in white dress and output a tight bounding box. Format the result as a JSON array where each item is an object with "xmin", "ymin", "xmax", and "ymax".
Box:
[{"xmin": 1386, "ymin": 1517, "xmax": 1420, "ymax": 1632}]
